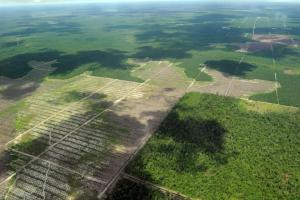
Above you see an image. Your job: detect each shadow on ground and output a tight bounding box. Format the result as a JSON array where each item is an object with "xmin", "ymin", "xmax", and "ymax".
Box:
[
  {"xmin": 1, "ymin": 21, "xmax": 82, "ymax": 37},
  {"xmin": 205, "ymin": 60, "xmax": 257, "ymax": 77},
  {"xmin": 126, "ymin": 108, "xmax": 232, "ymax": 182},
  {"xmin": 158, "ymin": 111, "xmax": 228, "ymax": 173},
  {"xmin": 0, "ymin": 49, "xmax": 131, "ymax": 79},
  {"xmin": 0, "ymin": 49, "xmax": 138, "ymax": 100},
  {"xmin": 1, "ymin": 89, "xmax": 174, "ymax": 200}
]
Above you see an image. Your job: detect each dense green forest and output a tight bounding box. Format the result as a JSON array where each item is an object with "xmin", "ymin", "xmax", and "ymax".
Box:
[
  {"xmin": 127, "ymin": 93, "xmax": 300, "ymax": 200},
  {"xmin": 106, "ymin": 178, "xmax": 174, "ymax": 200}
]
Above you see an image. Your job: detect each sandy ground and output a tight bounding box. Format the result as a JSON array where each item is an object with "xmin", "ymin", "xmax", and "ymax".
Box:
[
  {"xmin": 237, "ymin": 42, "xmax": 272, "ymax": 53},
  {"xmin": 189, "ymin": 68, "xmax": 276, "ymax": 98},
  {"xmin": 283, "ymin": 68, "xmax": 300, "ymax": 75},
  {"xmin": 253, "ymin": 34, "xmax": 291, "ymax": 44},
  {"xmin": 236, "ymin": 34, "xmax": 299, "ymax": 53}
]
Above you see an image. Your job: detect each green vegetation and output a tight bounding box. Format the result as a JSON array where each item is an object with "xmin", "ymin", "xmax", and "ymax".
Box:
[
  {"xmin": 6, "ymin": 150, "xmax": 31, "ymax": 172},
  {"xmin": 9, "ymin": 134, "xmax": 47, "ymax": 156},
  {"xmin": 0, "ymin": 50, "xmax": 141, "ymax": 82},
  {"xmin": 0, "ymin": 51, "xmax": 60, "ymax": 79},
  {"xmin": 176, "ymin": 60, "xmax": 212, "ymax": 82},
  {"xmin": 0, "ymin": 3, "xmax": 300, "ymax": 200},
  {"xmin": 205, "ymin": 60, "xmax": 256, "ymax": 77},
  {"xmin": 15, "ymin": 113, "xmax": 34, "ymax": 132},
  {"xmin": 0, "ymin": 101, "xmax": 26, "ymax": 118},
  {"xmin": 195, "ymin": 71, "xmax": 212, "ymax": 82},
  {"xmin": 185, "ymin": 50, "xmax": 300, "ymax": 107},
  {"xmin": 0, "ymin": 100, "xmax": 33, "ymax": 133},
  {"xmin": 106, "ymin": 179, "xmax": 174, "ymax": 200},
  {"xmin": 6, "ymin": 133, "xmax": 47, "ymax": 172},
  {"xmin": 250, "ymin": 72, "xmax": 300, "ymax": 107},
  {"xmin": 1, "ymin": 4, "xmax": 300, "ymax": 106},
  {"xmin": 50, "ymin": 90, "xmax": 89, "ymax": 104},
  {"xmin": 127, "ymin": 93, "xmax": 300, "ymax": 200},
  {"xmin": 67, "ymin": 175, "xmax": 100, "ymax": 200}
]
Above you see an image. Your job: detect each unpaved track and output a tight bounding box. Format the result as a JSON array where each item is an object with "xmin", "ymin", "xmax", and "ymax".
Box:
[{"xmin": 252, "ymin": 17, "xmax": 261, "ymax": 39}]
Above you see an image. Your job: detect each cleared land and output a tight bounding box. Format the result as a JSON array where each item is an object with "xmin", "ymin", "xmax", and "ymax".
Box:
[
  {"xmin": 0, "ymin": 60, "xmax": 189, "ymax": 200},
  {"xmin": 189, "ymin": 68, "xmax": 276, "ymax": 98}
]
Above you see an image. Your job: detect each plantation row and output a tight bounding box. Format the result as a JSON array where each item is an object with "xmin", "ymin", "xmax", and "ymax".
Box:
[
  {"xmin": 1, "ymin": 75, "xmax": 152, "ymax": 199},
  {"xmin": 3, "ymin": 158, "xmax": 104, "ymax": 200},
  {"xmin": 4, "ymin": 108, "xmax": 138, "ymax": 200},
  {"xmin": 12, "ymin": 77, "xmax": 145, "ymax": 134},
  {"xmin": 14, "ymin": 100, "xmax": 103, "ymax": 138}
]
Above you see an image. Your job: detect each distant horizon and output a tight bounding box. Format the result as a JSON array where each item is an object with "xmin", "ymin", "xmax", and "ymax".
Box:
[
  {"xmin": 1, "ymin": 0, "xmax": 300, "ymax": 8},
  {"xmin": 1, "ymin": 0, "xmax": 300, "ymax": 5}
]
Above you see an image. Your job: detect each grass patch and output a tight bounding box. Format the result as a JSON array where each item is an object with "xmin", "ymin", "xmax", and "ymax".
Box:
[
  {"xmin": 0, "ymin": 100, "xmax": 33, "ymax": 133},
  {"xmin": 67, "ymin": 175, "xmax": 99, "ymax": 200},
  {"xmin": 9, "ymin": 133, "xmax": 47, "ymax": 156},
  {"xmin": 127, "ymin": 93, "xmax": 300, "ymax": 200},
  {"xmin": 250, "ymin": 72, "xmax": 300, "ymax": 107},
  {"xmin": 195, "ymin": 71, "xmax": 212, "ymax": 82},
  {"xmin": 181, "ymin": 63, "xmax": 212, "ymax": 82},
  {"xmin": 15, "ymin": 113, "xmax": 34, "ymax": 132},
  {"xmin": 0, "ymin": 101, "xmax": 26, "ymax": 118}
]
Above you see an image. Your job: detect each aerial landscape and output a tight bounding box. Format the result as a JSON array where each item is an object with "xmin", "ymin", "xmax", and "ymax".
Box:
[{"xmin": 0, "ymin": 0, "xmax": 299, "ymax": 199}]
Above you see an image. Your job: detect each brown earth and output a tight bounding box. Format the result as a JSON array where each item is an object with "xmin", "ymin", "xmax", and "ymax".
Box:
[
  {"xmin": 237, "ymin": 34, "xmax": 298, "ymax": 53},
  {"xmin": 189, "ymin": 68, "xmax": 276, "ymax": 98},
  {"xmin": 253, "ymin": 34, "xmax": 291, "ymax": 44},
  {"xmin": 284, "ymin": 68, "xmax": 297, "ymax": 75},
  {"xmin": 237, "ymin": 42, "xmax": 272, "ymax": 53}
]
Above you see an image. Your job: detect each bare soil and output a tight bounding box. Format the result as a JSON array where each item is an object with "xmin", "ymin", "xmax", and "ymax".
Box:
[
  {"xmin": 253, "ymin": 34, "xmax": 291, "ymax": 44},
  {"xmin": 189, "ymin": 68, "xmax": 276, "ymax": 98},
  {"xmin": 237, "ymin": 42, "xmax": 272, "ymax": 52},
  {"xmin": 237, "ymin": 34, "xmax": 298, "ymax": 53},
  {"xmin": 284, "ymin": 68, "xmax": 296, "ymax": 75}
]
